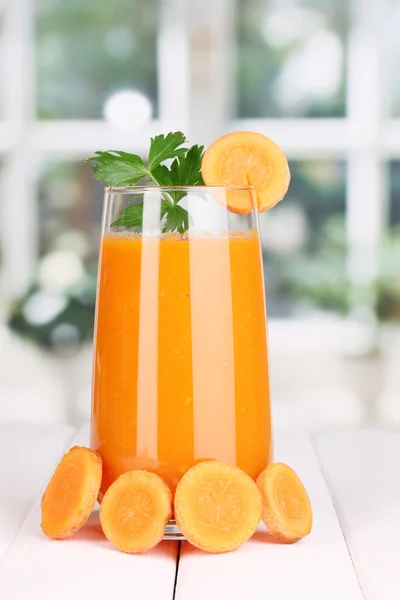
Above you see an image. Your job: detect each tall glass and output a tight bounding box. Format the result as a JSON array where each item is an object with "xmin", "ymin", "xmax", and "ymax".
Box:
[{"xmin": 90, "ymin": 186, "xmax": 272, "ymax": 538}]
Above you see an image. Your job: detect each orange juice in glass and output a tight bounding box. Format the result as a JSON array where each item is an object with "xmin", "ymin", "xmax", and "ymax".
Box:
[{"xmin": 91, "ymin": 186, "xmax": 272, "ymax": 537}]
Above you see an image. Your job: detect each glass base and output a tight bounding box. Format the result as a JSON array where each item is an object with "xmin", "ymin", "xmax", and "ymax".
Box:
[{"xmin": 163, "ymin": 519, "xmax": 185, "ymax": 540}]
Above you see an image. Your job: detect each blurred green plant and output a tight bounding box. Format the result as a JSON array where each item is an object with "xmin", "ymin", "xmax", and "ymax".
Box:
[
  {"xmin": 280, "ymin": 217, "xmax": 400, "ymax": 322},
  {"xmin": 36, "ymin": 0, "xmax": 158, "ymax": 119},
  {"xmin": 8, "ymin": 271, "xmax": 97, "ymax": 355},
  {"xmin": 376, "ymin": 227, "xmax": 400, "ymax": 322},
  {"xmin": 236, "ymin": 0, "xmax": 348, "ymax": 118},
  {"xmin": 279, "ymin": 215, "xmax": 349, "ymax": 314}
]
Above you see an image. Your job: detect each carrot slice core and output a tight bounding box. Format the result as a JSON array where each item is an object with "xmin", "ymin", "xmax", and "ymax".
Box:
[
  {"xmin": 100, "ymin": 470, "xmax": 172, "ymax": 553},
  {"xmin": 174, "ymin": 460, "xmax": 262, "ymax": 553},
  {"xmin": 257, "ymin": 462, "xmax": 313, "ymax": 543}
]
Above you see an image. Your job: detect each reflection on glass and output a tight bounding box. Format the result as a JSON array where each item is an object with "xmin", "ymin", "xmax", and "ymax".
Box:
[
  {"xmin": 261, "ymin": 160, "xmax": 347, "ymax": 315},
  {"xmin": 91, "ymin": 187, "xmax": 273, "ymax": 513},
  {"xmin": 35, "ymin": 0, "xmax": 158, "ymax": 119},
  {"xmin": 235, "ymin": 0, "xmax": 347, "ymax": 117}
]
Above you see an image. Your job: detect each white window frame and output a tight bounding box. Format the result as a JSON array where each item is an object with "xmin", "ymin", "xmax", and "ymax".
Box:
[{"xmin": 0, "ymin": 0, "xmax": 396, "ymax": 303}]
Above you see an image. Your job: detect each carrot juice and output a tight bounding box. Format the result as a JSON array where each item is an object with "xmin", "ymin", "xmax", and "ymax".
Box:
[{"xmin": 91, "ymin": 231, "xmax": 272, "ymax": 495}]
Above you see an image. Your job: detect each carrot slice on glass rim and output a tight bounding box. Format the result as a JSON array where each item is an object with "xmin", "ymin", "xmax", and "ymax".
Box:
[
  {"xmin": 201, "ymin": 131, "xmax": 290, "ymax": 215},
  {"xmin": 256, "ymin": 462, "xmax": 313, "ymax": 544},
  {"xmin": 41, "ymin": 446, "xmax": 102, "ymax": 539}
]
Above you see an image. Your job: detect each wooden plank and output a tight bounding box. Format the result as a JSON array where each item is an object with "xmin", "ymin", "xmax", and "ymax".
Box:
[
  {"xmin": 0, "ymin": 425, "xmax": 179, "ymax": 600},
  {"xmin": 314, "ymin": 429, "xmax": 400, "ymax": 600},
  {"xmin": 0, "ymin": 421, "xmax": 74, "ymax": 561},
  {"xmin": 175, "ymin": 432, "xmax": 363, "ymax": 600}
]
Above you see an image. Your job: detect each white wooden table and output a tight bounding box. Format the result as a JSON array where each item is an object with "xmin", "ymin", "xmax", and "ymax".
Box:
[{"xmin": 0, "ymin": 422, "xmax": 399, "ymax": 599}]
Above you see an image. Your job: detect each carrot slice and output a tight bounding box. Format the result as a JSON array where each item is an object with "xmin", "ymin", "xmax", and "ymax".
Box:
[
  {"xmin": 100, "ymin": 470, "xmax": 172, "ymax": 553},
  {"xmin": 41, "ymin": 446, "xmax": 102, "ymax": 539},
  {"xmin": 257, "ymin": 462, "xmax": 313, "ymax": 543},
  {"xmin": 174, "ymin": 460, "xmax": 262, "ymax": 553},
  {"xmin": 201, "ymin": 131, "xmax": 290, "ymax": 214}
]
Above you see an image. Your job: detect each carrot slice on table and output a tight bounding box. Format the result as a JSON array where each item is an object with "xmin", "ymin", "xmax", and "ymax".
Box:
[
  {"xmin": 256, "ymin": 462, "xmax": 313, "ymax": 543},
  {"xmin": 201, "ymin": 131, "xmax": 290, "ymax": 214},
  {"xmin": 41, "ymin": 446, "xmax": 102, "ymax": 539},
  {"xmin": 100, "ymin": 470, "xmax": 172, "ymax": 553},
  {"xmin": 174, "ymin": 460, "xmax": 262, "ymax": 553}
]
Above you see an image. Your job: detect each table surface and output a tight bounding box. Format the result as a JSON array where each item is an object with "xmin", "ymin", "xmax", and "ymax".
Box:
[{"xmin": 0, "ymin": 422, "xmax": 399, "ymax": 600}]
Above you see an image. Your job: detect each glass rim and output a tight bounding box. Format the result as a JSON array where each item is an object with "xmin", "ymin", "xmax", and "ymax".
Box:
[{"xmin": 105, "ymin": 184, "xmax": 254, "ymax": 193}]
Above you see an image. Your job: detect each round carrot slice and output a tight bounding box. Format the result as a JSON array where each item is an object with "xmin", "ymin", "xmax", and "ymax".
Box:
[
  {"xmin": 100, "ymin": 470, "xmax": 172, "ymax": 553},
  {"xmin": 201, "ymin": 131, "xmax": 290, "ymax": 214},
  {"xmin": 256, "ymin": 462, "xmax": 313, "ymax": 543},
  {"xmin": 41, "ymin": 446, "xmax": 102, "ymax": 539},
  {"xmin": 174, "ymin": 460, "xmax": 262, "ymax": 553}
]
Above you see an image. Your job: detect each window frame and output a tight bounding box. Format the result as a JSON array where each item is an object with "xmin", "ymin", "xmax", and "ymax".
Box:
[{"xmin": 0, "ymin": 0, "xmax": 395, "ymax": 306}]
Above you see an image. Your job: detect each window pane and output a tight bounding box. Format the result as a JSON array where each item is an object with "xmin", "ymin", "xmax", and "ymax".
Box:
[
  {"xmin": 0, "ymin": 164, "xmax": 4, "ymax": 306},
  {"xmin": 35, "ymin": 0, "xmax": 158, "ymax": 119},
  {"xmin": 38, "ymin": 161, "xmax": 103, "ymax": 267},
  {"xmin": 260, "ymin": 160, "xmax": 347, "ymax": 316},
  {"xmin": 388, "ymin": 2, "xmax": 400, "ymax": 116},
  {"xmin": 235, "ymin": 0, "xmax": 347, "ymax": 118},
  {"xmin": 381, "ymin": 162, "xmax": 400, "ymax": 321},
  {"xmin": 30, "ymin": 160, "xmax": 104, "ymax": 351},
  {"xmin": 389, "ymin": 161, "xmax": 400, "ymax": 228}
]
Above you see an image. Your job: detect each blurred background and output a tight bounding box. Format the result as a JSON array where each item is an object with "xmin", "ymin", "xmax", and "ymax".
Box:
[{"xmin": 0, "ymin": 0, "xmax": 399, "ymax": 430}]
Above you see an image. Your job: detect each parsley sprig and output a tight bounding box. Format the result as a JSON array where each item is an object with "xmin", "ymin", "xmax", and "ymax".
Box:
[{"xmin": 85, "ymin": 132, "xmax": 204, "ymax": 233}]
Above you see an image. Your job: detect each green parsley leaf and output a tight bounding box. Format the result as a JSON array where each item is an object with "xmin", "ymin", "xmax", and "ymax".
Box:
[
  {"xmin": 162, "ymin": 203, "xmax": 189, "ymax": 234},
  {"xmin": 85, "ymin": 151, "xmax": 147, "ymax": 186},
  {"xmin": 111, "ymin": 201, "xmax": 143, "ymax": 232},
  {"xmin": 151, "ymin": 164, "xmax": 172, "ymax": 187},
  {"xmin": 86, "ymin": 132, "xmax": 204, "ymax": 234},
  {"xmin": 148, "ymin": 132, "xmax": 187, "ymax": 170},
  {"xmin": 169, "ymin": 144, "xmax": 205, "ymax": 203},
  {"xmin": 170, "ymin": 145, "xmax": 205, "ymax": 187},
  {"xmin": 111, "ymin": 199, "xmax": 189, "ymax": 234}
]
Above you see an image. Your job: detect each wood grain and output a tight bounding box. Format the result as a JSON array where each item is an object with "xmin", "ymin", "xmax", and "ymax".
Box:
[
  {"xmin": 175, "ymin": 432, "xmax": 364, "ymax": 600},
  {"xmin": 0, "ymin": 425, "xmax": 179, "ymax": 600},
  {"xmin": 314, "ymin": 428, "xmax": 400, "ymax": 600}
]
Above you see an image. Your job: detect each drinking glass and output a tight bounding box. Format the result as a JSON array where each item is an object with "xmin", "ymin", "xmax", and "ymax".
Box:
[{"xmin": 90, "ymin": 186, "xmax": 272, "ymax": 538}]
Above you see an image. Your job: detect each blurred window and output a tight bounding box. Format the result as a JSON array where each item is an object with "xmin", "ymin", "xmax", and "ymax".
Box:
[
  {"xmin": 260, "ymin": 160, "xmax": 346, "ymax": 316},
  {"xmin": 0, "ymin": 0, "xmax": 395, "ymax": 325},
  {"xmin": 0, "ymin": 163, "xmax": 3, "ymax": 271},
  {"xmin": 388, "ymin": 1, "xmax": 400, "ymax": 116},
  {"xmin": 35, "ymin": 0, "xmax": 159, "ymax": 119},
  {"xmin": 235, "ymin": 0, "xmax": 347, "ymax": 117},
  {"xmin": 38, "ymin": 161, "xmax": 104, "ymax": 268},
  {"xmin": 389, "ymin": 161, "xmax": 400, "ymax": 228},
  {"xmin": 375, "ymin": 162, "xmax": 400, "ymax": 323}
]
